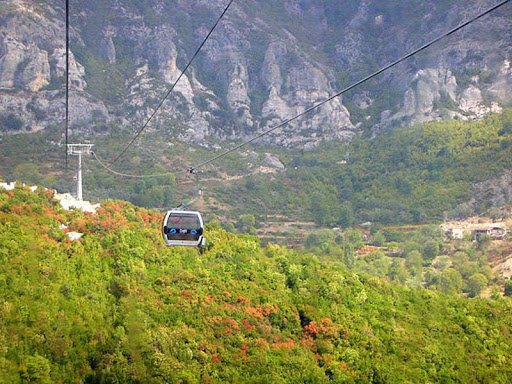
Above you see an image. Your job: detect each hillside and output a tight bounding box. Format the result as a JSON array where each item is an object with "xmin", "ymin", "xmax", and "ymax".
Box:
[
  {"xmin": 1, "ymin": 109, "xmax": 511, "ymax": 230},
  {"xmin": 1, "ymin": 185, "xmax": 512, "ymax": 383},
  {"xmin": 211, "ymin": 110, "xmax": 512, "ymax": 226}
]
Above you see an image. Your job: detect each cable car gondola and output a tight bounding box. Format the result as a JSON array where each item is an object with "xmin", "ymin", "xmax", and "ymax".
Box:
[{"xmin": 162, "ymin": 210, "xmax": 206, "ymax": 248}]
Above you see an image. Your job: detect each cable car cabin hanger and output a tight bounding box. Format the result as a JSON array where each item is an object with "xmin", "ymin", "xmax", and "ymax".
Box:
[{"xmin": 162, "ymin": 210, "xmax": 206, "ymax": 249}]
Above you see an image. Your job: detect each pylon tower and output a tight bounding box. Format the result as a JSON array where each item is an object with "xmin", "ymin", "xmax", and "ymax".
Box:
[{"xmin": 67, "ymin": 144, "xmax": 94, "ymax": 201}]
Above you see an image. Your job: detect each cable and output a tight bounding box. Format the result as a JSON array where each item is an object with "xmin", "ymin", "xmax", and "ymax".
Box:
[
  {"xmin": 189, "ymin": 0, "xmax": 511, "ymax": 172},
  {"xmin": 109, "ymin": 0, "xmax": 235, "ymax": 166},
  {"xmin": 92, "ymin": 151, "xmax": 176, "ymax": 178},
  {"xmin": 92, "ymin": 150, "xmax": 199, "ymax": 210},
  {"xmin": 65, "ymin": 0, "xmax": 69, "ymax": 168}
]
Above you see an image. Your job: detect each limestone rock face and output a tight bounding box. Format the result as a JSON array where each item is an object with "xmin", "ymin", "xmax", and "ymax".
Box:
[
  {"xmin": 0, "ymin": 1, "xmax": 108, "ymax": 133},
  {"xmin": 227, "ymin": 63, "xmax": 253, "ymax": 128},
  {"xmin": 0, "ymin": 36, "xmax": 50, "ymax": 91},
  {"xmin": 262, "ymin": 153, "xmax": 285, "ymax": 170},
  {"xmin": 260, "ymin": 41, "xmax": 355, "ymax": 147},
  {"xmin": 0, "ymin": 0, "xmax": 511, "ymax": 145},
  {"xmin": 52, "ymin": 48, "xmax": 87, "ymax": 91}
]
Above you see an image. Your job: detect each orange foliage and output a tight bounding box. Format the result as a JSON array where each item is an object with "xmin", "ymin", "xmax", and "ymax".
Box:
[
  {"xmin": 223, "ymin": 302, "xmax": 236, "ymax": 312},
  {"xmin": 10, "ymin": 204, "xmax": 31, "ymax": 215},
  {"xmin": 237, "ymin": 295, "xmax": 250, "ymax": 305},
  {"xmin": 138, "ymin": 211, "xmax": 151, "ymax": 224},
  {"xmin": 303, "ymin": 321, "xmax": 319, "ymax": 336},
  {"xmin": 241, "ymin": 318, "xmax": 255, "ymax": 331},
  {"xmin": 180, "ymin": 290, "xmax": 194, "ymax": 299},
  {"xmin": 43, "ymin": 206, "xmax": 63, "ymax": 222},
  {"xmin": 244, "ymin": 304, "xmax": 278, "ymax": 319},
  {"xmin": 318, "ymin": 318, "xmax": 339, "ymax": 339},
  {"xmin": 272, "ymin": 338, "xmax": 296, "ymax": 350},
  {"xmin": 254, "ymin": 338, "xmax": 270, "ymax": 350},
  {"xmin": 224, "ymin": 318, "xmax": 239, "ymax": 331},
  {"xmin": 244, "ymin": 306, "xmax": 264, "ymax": 319},
  {"xmin": 301, "ymin": 336, "xmax": 316, "ymax": 349}
]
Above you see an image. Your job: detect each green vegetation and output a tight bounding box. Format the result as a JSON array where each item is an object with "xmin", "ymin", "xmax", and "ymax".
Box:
[
  {"xmin": 0, "ymin": 113, "xmax": 25, "ymax": 131},
  {"xmin": 217, "ymin": 110, "xmax": 512, "ymax": 225},
  {"xmin": 1, "ymin": 111, "xmax": 511, "ymax": 227},
  {"xmin": 1, "ymin": 186, "xmax": 512, "ymax": 383},
  {"xmin": 302, "ymin": 225, "xmax": 504, "ymax": 297}
]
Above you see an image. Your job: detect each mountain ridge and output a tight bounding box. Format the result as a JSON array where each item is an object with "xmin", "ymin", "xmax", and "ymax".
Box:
[{"xmin": 0, "ymin": 0, "xmax": 511, "ymax": 147}]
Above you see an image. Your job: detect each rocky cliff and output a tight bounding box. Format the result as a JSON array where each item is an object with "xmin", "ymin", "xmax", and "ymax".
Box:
[{"xmin": 0, "ymin": 0, "xmax": 511, "ymax": 147}]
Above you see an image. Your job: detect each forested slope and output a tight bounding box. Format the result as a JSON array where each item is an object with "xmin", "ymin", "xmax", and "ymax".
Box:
[
  {"xmin": 1, "ymin": 186, "xmax": 512, "ymax": 383},
  {"xmin": 219, "ymin": 109, "xmax": 512, "ymax": 225}
]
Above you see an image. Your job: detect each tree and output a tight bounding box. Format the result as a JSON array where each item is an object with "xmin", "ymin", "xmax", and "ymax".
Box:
[
  {"xmin": 372, "ymin": 231, "xmax": 386, "ymax": 247},
  {"xmin": 13, "ymin": 163, "xmax": 44, "ymax": 185},
  {"xmin": 422, "ymin": 240, "xmax": 440, "ymax": 262},
  {"xmin": 343, "ymin": 228, "xmax": 364, "ymax": 249},
  {"xmin": 0, "ymin": 113, "xmax": 24, "ymax": 131},
  {"xmin": 476, "ymin": 234, "xmax": 491, "ymax": 251},
  {"xmin": 343, "ymin": 243, "xmax": 355, "ymax": 269},
  {"xmin": 466, "ymin": 273, "xmax": 488, "ymax": 297},
  {"xmin": 504, "ymin": 280, "xmax": 512, "ymax": 297},
  {"xmin": 310, "ymin": 192, "xmax": 337, "ymax": 226},
  {"xmin": 438, "ymin": 269, "xmax": 463, "ymax": 294},
  {"xmin": 21, "ymin": 355, "xmax": 52, "ymax": 384},
  {"xmin": 338, "ymin": 204, "xmax": 354, "ymax": 228},
  {"xmin": 236, "ymin": 214, "xmax": 256, "ymax": 233},
  {"xmin": 405, "ymin": 251, "xmax": 423, "ymax": 276},
  {"xmin": 388, "ymin": 259, "xmax": 408, "ymax": 283},
  {"xmin": 305, "ymin": 229, "xmax": 336, "ymax": 249}
]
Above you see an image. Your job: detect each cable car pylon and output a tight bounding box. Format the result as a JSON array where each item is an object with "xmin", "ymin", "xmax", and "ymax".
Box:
[{"xmin": 67, "ymin": 144, "xmax": 94, "ymax": 201}]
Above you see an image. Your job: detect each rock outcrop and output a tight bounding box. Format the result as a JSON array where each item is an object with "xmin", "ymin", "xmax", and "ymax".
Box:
[{"xmin": 0, "ymin": 0, "xmax": 510, "ymax": 144}]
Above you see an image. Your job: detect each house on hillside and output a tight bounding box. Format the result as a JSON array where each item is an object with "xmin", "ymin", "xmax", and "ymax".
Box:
[
  {"xmin": 444, "ymin": 227, "xmax": 464, "ymax": 240},
  {"xmin": 472, "ymin": 226, "xmax": 507, "ymax": 240},
  {"xmin": 490, "ymin": 226, "xmax": 507, "ymax": 240}
]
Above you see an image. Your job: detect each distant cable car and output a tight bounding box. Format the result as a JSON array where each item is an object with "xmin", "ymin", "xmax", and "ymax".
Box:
[{"xmin": 162, "ymin": 210, "xmax": 206, "ymax": 249}]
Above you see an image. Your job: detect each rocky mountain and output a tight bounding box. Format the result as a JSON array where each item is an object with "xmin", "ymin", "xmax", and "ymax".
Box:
[{"xmin": 0, "ymin": 0, "xmax": 511, "ymax": 147}]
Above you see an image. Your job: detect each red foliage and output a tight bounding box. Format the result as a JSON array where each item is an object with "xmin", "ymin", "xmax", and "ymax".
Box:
[
  {"xmin": 240, "ymin": 343, "xmax": 249, "ymax": 356},
  {"xmin": 303, "ymin": 321, "xmax": 319, "ymax": 336},
  {"xmin": 224, "ymin": 318, "xmax": 239, "ymax": 331},
  {"xmin": 241, "ymin": 318, "xmax": 255, "ymax": 331},
  {"xmin": 318, "ymin": 318, "xmax": 339, "ymax": 339}
]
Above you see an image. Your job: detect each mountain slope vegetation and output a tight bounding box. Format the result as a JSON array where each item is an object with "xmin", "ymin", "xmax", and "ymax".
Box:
[
  {"xmin": 1, "ymin": 186, "xmax": 511, "ymax": 383},
  {"xmin": 216, "ymin": 109, "xmax": 512, "ymax": 225},
  {"xmin": 1, "ymin": 110, "xmax": 511, "ymax": 227}
]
